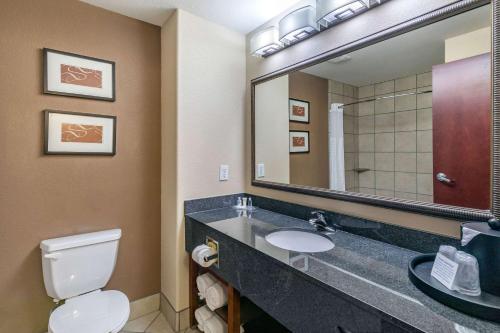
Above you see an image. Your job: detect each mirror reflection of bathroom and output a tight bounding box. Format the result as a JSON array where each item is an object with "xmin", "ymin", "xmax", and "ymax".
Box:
[{"xmin": 254, "ymin": 4, "xmax": 491, "ymax": 210}]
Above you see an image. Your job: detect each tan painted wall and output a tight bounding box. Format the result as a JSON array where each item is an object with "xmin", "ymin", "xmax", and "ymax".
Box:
[
  {"xmin": 445, "ymin": 27, "xmax": 491, "ymax": 63},
  {"xmin": 161, "ymin": 10, "xmax": 246, "ymax": 311},
  {"xmin": 161, "ymin": 9, "xmax": 179, "ymax": 316},
  {"xmin": 255, "ymin": 75, "xmax": 290, "ymax": 183},
  {"xmin": 246, "ymin": 0, "xmax": 463, "ymax": 239},
  {"xmin": 289, "ymin": 71, "xmax": 329, "ymax": 188},
  {"xmin": 0, "ymin": 0, "xmax": 161, "ymax": 332}
]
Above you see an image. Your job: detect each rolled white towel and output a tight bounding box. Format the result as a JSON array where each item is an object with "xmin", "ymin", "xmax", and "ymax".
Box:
[
  {"xmin": 196, "ymin": 272, "xmax": 217, "ymax": 299},
  {"xmin": 194, "ymin": 305, "xmax": 214, "ymax": 332},
  {"xmin": 203, "ymin": 314, "xmax": 227, "ymax": 333},
  {"xmin": 205, "ymin": 282, "xmax": 228, "ymax": 311},
  {"xmin": 203, "ymin": 316, "xmax": 245, "ymax": 333}
]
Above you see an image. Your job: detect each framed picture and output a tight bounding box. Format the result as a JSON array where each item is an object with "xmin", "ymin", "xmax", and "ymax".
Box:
[
  {"xmin": 289, "ymin": 98, "xmax": 310, "ymax": 123},
  {"xmin": 289, "ymin": 131, "xmax": 310, "ymax": 154},
  {"xmin": 44, "ymin": 110, "xmax": 116, "ymax": 155},
  {"xmin": 43, "ymin": 48, "xmax": 115, "ymax": 101}
]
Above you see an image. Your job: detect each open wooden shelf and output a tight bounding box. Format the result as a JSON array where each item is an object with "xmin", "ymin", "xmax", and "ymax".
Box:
[
  {"xmin": 189, "ymin": 259, "xmax": 241, "ymax": 333},
  {"xmin": 189, "ymin": 258, "xmax": 291, "ymax": 332}
]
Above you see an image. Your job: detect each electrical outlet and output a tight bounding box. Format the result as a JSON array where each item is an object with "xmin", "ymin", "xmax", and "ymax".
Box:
[
  {"xmin": 257, "ymin": 163, "xmax": 265, "ymax": 178},
  {"xmin": 219, "ymin": 164, "xmax": 229, "ymax": 181}
]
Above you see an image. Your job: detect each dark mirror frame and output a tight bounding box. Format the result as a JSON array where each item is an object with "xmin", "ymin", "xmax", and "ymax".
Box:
[{"xmin": 251, "ymin": 0, "xmax": 498, "ymax": 222}]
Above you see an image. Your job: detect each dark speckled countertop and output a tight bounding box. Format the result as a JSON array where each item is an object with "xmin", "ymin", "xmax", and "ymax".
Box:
[{"xmin": 186, "ymin": 207, "xmax": 500, "ymax": 333}]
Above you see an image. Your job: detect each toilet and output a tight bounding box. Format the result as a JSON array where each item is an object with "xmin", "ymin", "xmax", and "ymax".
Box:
[{"xmin": 40, "ymin": 229, "xmax": 130, "ymax": 333}]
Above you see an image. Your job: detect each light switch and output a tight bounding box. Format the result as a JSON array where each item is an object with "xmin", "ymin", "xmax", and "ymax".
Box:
[
  {"xmin": 257, "ymin": 163, "xmax": 265, "ymax": 178},
  {"xmin": 219, "ymin": 164, "xmax": 229, "ymax": 181}
]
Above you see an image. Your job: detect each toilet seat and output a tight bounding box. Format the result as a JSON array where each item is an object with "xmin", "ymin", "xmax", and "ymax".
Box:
[{"xmin": 49, "ymin": 290, "xmax": 129, "ymax": 333}]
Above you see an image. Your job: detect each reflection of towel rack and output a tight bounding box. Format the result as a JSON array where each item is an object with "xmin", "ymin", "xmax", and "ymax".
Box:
[{"xmin": 339, "ymin": 90, "xmax": 432, "ymax": 108}]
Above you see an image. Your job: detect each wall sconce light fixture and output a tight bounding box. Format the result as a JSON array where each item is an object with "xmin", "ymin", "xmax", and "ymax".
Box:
[
  {"xmin": 279, "ymin": 6, "xmax": 318, "ymax": 45},
  {"xmin": 250, "ymin": 27, "xmax": 283, "ymax": 57},
  {"xmin": 317, "ymin": 0, "xmax": 372, "ymax": 29},
  {"xmin": 253, "ymin": 0, "xmax": 389, "ymax": 57}
]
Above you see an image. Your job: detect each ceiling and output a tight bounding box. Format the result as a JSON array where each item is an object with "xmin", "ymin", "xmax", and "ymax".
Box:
[
  {"xmin": 302, "ymin": 4, "xmax": 491, "ymax": 87},
  {"xmin": 80, "ymin": 0, "xmax": 303, "ymax": 34}
]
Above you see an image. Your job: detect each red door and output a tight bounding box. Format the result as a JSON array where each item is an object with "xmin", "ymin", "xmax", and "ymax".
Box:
[{"xmin": 432, "ymin": 53, "xmax": 491, "ymax": 209}]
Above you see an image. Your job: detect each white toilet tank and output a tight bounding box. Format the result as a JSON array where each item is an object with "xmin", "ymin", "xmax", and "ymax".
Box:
[{"xmin": 40, "ymin": 229, "xmax": 121, "ymax": 300}]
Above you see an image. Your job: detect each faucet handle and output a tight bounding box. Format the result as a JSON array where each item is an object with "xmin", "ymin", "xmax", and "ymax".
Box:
[
  {"xmin": 311, "ymin": 210, "xmax": 325, "ymax": 216},
  {"xmin": 309, "ymin": 211, "xmax": 335, "ymax": 232},
  {"xmin": 310, "ymin": 211, "xmax": 327, "ymax": 224}
]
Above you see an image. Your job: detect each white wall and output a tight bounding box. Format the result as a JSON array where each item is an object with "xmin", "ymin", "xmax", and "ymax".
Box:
[
  {"xmin": 255, "ymin": 75, "xmax": 290, "ymax": 183},
  {"xmin": 445, "ymin": 27, "xmax": 491, "ymax": 62},
  {"xmin": 161, "ymin": 9, "xmax": 246, "ymax": 311}
]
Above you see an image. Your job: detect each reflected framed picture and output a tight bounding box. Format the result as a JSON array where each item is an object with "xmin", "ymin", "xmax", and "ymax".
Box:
[
  {"xmin": 289, "ymin": 131, "xmax": 309, "ymax": 154},
  {"xmin": 289, "ymin": 98, "xmax": 310, "ymax": 123},
  {"xmin": 43, "ymin": 48, "xmax": 115, "ymax": 101},
  {"xmin": 44, "ymin": 110, "xmax": 116, "ymax": 155}
]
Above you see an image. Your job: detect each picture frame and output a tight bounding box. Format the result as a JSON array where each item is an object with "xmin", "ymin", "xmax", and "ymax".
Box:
[
  {"xmin": 289, "ymin": 98, "xmax": 310, "ymax": 123},
  {"xmin": 289, "ymin": 131, "xmax": 310, "ymax": 154},
  {"xmin": 43, "ymin": 48, "xmax": 116, "ymax": 101},
  {"xmin": 44, "ymin": 110, "xmax": 117, "ymax": 156}
]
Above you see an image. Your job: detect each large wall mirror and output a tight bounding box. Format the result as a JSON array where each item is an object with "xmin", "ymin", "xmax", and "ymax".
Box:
[{"xmin": 252, "ymin": 1, "xmax": 497, "ymax": 221}]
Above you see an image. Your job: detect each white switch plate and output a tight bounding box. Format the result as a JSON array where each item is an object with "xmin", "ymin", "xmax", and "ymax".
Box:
[
  {"xmin": 256, "ymin": 163, "xmax": 265, "ymax": 178},
  {"xmin": 219, "ymin": 164, "xmax": 229, "ymax": 181}
]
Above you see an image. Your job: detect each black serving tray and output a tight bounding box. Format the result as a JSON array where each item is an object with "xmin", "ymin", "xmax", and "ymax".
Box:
[{"xmin": 408, "ymin": 254, "xmax": 500, "ymax": 323}]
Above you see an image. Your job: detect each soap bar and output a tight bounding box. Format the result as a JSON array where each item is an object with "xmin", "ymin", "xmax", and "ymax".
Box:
[{"xmin": 431, "ymin": 253, "xmax": 459, "ymax": 290}]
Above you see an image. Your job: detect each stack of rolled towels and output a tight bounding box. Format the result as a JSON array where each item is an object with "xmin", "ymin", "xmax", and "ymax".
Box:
[
  {"xmin": 195, "ymin": 272, "xmax": 244, "ymax": 333},
  {"xmin": 196, "ymin": 272, "xmax": 228, "ymax": 309},
  {"xmin": 192, "ymin": 244, "xmax": 217, "ymax": 268}
]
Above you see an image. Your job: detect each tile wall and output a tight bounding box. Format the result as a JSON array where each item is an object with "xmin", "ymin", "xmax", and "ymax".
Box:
[
  {"xmin": 356, "ymin": 72, "xmax": 434, "ymax": 201},
  {"xmin": 328, "ymin": 71, "xmax": 434, "ymax": 202}
]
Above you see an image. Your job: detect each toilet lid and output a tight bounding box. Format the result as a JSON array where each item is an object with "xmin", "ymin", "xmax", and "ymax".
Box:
[{"xmin": 49, "ymin": 290, "xmax": 130, "ymax": 333}]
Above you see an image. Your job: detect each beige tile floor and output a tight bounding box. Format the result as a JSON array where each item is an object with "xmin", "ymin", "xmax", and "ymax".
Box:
[{"xmin": 120, "ymin": 311, "xmax": 200, "ymax": 333}]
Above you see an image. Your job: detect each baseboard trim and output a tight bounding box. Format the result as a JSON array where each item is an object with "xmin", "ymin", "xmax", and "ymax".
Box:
[
  {"xmin": 160, "ymin": 293, "xmax": 190, "ymax": 332},
  {"xmin": 129, "ymin": 293, "xmax": 160, "ymax": 321}
]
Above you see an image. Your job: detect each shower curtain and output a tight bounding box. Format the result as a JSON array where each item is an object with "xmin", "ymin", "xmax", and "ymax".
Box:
[{"xmin": 329, "ymin": 103, "xmax": 346, "ymax": 191}]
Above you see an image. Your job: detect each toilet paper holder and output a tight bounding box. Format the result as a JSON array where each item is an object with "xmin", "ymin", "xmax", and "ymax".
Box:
[
  {"xmin": 205, "ymin": 236, "xmax": 219, "ymax": 268},
  {"xmin": 204, "ymin": 254, "xmax": 218, "ymax": 262}
]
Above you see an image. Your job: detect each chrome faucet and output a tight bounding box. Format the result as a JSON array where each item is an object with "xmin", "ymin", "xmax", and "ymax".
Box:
[{"xmin": 309, "ymin": 211, "xmax": 335, "ymax": 233}]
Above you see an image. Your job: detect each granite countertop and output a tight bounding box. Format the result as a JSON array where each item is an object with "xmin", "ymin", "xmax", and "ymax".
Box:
[{"xmin": 186, "ymin": 207, "xmax": 500, "ymax": 333}]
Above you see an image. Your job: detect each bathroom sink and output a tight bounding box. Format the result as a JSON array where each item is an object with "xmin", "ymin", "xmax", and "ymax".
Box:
[{"xmin": 265, "ymin": 229, "xmax": 334, "ymax": 253}]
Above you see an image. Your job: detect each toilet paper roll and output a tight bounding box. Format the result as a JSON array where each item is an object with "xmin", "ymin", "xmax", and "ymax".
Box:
[
  {"xmin": 196, "ymin": 273, "xmax": 217, "ymax": 300},
  {"xmin": 197, "ymin": 247, "xmax": 217, "ymax": 268},
  {"xmin": 205, "ymin": 282, "xmax": 228, "ymax": 311},
  {"xmin": 194, "ymin": 305, "xmax": 214, "ymax": 332},
  {"xmin": 192, "ymin": 245, "xmax": 217, "ymax": 267},
  {"xmin": 191, "ymin": 245, "xmax": 207, "ymax": 262}
]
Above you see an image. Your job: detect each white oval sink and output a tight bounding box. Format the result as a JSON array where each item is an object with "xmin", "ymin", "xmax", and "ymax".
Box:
[{"xmin": 265, "ymin": 229, "xmax": 334, "ymax": 253}]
